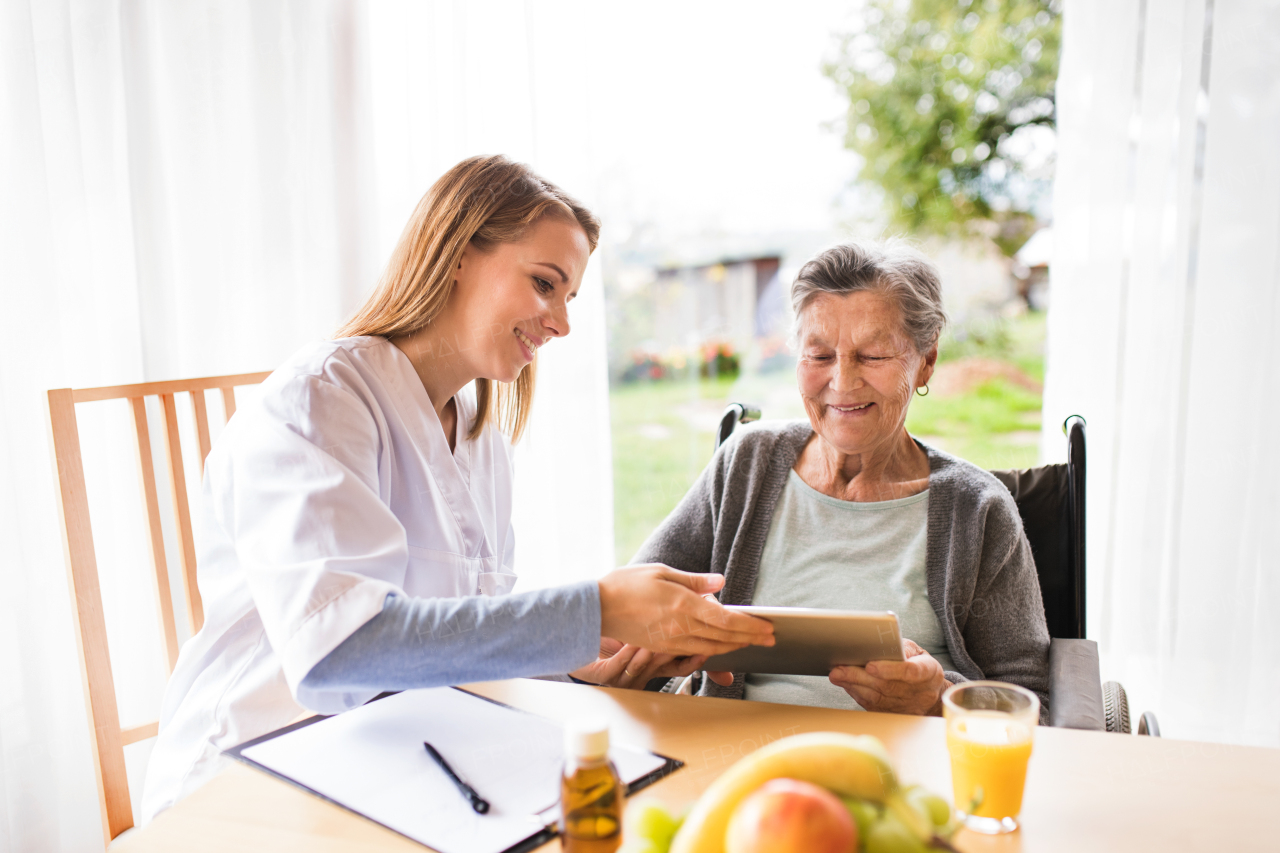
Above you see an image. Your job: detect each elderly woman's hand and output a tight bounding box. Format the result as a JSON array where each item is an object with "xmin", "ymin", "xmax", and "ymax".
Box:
[
  {"xmin": 829, "ymin": 639, "xmax": 949, "ymax": 715},
  {"xmin": 570, "ymin": 637, "xmax": 708, "ymax": 690}
]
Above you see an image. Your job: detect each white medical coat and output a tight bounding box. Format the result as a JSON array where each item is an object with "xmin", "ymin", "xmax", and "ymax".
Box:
[{"xmin": 141, "ymin": 336, "xmax": 518, "ymax": 821}]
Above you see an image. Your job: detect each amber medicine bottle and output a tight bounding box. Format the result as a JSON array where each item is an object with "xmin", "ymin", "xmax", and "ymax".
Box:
[{"xmin": 560, "ymin": 718, "xmax": 623, "ymax": 853}]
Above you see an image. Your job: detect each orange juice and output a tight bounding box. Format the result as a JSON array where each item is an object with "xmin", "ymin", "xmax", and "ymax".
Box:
[{"xmin": 946, "ymin": 710, "xmax": 1033, "ymax": 820}]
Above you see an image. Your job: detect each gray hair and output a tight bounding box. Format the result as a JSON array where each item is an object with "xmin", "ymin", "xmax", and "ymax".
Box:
[{"xmin": 790, "ymin": 240, "xmax": 948, "ymax": 354}]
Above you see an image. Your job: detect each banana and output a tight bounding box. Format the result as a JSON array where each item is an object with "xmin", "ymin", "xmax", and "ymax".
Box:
[{"xmin": 669, "ymin": 732, "xmax": 898, "ymax": 853}]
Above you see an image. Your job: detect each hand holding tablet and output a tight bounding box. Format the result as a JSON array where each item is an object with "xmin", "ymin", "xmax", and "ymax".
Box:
[
  {"xmin": 701, "ymin": 606, "xmax": 906, "ymax": 676},
  {"xmin": 827, "ymin": 637, "xmax": 951, "ymax": 715}
]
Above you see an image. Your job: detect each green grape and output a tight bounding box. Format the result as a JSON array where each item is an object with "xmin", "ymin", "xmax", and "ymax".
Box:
[
  {"xmin": 841, "ymin": 797, "xmax": 881, "ymax": 842},
  {"xmin": 884, "ymin": 790, "xmax": 932, "ymax": 843},
  {"xmin": 865, "ymin": 814, "xmax": 928, "ymax": 853},
  {"xmin": 906, "ymin": 789, "xmax": 952, "ymax": 828},
  {"xmin": 624, "ymin": 801, "xmax": 680, "ymax": 851}
]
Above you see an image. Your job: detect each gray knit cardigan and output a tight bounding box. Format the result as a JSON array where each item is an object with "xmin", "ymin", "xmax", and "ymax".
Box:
[{"xmin": 632, "ymin": 420, "xmax": 1050, "ymax": 713}]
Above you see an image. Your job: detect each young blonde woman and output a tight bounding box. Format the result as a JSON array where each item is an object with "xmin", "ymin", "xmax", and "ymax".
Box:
[{"xmin": 142, "ymin": 156, "xmax": 773, "ymax": 821}]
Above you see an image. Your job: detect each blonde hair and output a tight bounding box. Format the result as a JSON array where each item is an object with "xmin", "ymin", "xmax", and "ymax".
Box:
[{"xmin": 337, "ymin": 155, "xmax": 600, "ymax": 442}]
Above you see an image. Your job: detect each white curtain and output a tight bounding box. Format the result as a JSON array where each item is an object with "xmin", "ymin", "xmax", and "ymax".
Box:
[
  {"xmin": 0, "ymin": 0, "xmax": 612, "ymax": 848},
  {"xmin": 361, "ymin": 0, "xmax": 614, "ymax": 590},
  {"xmin": 1042, "ymin": 0, "xmax": 1280, "ymax": 746}
]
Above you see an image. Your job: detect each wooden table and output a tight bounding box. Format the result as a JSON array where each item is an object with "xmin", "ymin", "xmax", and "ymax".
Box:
[{"xmin": 115, "ymin": 678, "xmax": 1280, "ymax": 852}]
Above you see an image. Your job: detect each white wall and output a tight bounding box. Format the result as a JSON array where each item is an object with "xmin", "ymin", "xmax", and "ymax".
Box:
[{"xmin": 1042, "ymin": 0, "xmax": 1280, "ymax": 746}]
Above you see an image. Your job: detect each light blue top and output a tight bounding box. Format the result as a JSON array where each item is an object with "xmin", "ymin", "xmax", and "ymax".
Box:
[
  {"xmin": 744, "ymin": 470, "xmax": 954, "ymax": 709},
  {"xmin": 300, "ymin": 582, "xmax": 600, "ymax": 707}
]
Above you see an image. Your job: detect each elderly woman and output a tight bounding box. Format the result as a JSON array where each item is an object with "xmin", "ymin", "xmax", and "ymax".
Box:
[{"xmin": 631, "ymin": 241, "xmax": 1049, "ymax": 715}]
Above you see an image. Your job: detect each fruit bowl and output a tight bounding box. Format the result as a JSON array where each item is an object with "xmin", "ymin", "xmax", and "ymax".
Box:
[{"xmin": 621, "ymin": 732, "xmax": 958, "ymax": 853}]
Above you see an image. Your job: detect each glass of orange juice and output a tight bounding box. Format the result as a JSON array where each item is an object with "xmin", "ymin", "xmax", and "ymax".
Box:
[{"xmin": 943, "ymin": 681, "xmax": 1039, "ymax": 835}]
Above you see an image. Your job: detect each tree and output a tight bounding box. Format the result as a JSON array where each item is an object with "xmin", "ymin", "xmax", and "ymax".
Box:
[{"xmin": 825, "ymin": 0, "xmax": 1061, "ymax": 255}]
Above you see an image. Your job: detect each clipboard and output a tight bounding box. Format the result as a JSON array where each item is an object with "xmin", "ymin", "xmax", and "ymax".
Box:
[{"xmin": 224, "ymin": 686, "xmax": 681, "ymax": 853}]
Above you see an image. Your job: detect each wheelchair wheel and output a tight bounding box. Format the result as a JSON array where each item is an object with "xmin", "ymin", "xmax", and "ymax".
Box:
[{"xmin": 1102, "ymin": 681, "xmax": 1131, "ymax": 734}]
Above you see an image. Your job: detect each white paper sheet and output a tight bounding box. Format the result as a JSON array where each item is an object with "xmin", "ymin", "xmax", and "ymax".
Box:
[{"xmin": 239, "ymin": 687, "xmax": 669, "ymax": 853}]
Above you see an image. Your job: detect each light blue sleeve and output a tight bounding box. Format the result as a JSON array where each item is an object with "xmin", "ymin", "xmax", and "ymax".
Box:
[{"xmin": 300, "ymin": 581, "xmax": 601, "ymax": 698}]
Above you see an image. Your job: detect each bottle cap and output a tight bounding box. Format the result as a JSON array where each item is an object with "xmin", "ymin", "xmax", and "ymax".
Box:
[{"xmin": 565, "ymin": 717, "xmax": 610, "ymax": 760}]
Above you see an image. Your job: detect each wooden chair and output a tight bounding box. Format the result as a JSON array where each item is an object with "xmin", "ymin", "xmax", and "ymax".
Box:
[{"xmin": 46, "ymin": 371, "xmax": 270, "ymax": 844}]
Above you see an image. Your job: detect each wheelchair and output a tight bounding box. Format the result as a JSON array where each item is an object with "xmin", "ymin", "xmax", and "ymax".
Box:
[{"xmin": 714, "ymin": 405, "xmax": 1159, "ymax": 735}]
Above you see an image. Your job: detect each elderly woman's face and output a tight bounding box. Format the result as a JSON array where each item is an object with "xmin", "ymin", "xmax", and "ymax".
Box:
[{"xmin": 796, "ymin": 291, "xmax": 934, "ymax": 456}]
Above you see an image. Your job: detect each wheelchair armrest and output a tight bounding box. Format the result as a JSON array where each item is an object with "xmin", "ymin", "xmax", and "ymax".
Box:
[{"xmin": 1048, "ymin": 638, "xmax": 1105, "ymax": 730}]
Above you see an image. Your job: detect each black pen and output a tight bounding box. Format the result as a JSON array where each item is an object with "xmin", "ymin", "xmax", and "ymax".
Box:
[{"xmin": 423, "ymin": 741, "xmax": 490, "ymax": 814}]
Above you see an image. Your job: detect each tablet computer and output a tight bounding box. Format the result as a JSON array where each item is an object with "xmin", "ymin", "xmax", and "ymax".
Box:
[{"xmin": 701, "ymin": 606, "xmax": 905, "ymax": 676}]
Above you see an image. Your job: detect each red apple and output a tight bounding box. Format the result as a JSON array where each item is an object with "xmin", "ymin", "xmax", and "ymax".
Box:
[{"xmin": 724, "ymin": 778, "xmax": 856, "ymax": 853}]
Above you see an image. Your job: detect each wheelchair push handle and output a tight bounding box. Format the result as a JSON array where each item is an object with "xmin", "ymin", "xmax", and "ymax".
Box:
[{"xmin": 715, "ymin": 403, "xmax": 762, "ymax": 451}]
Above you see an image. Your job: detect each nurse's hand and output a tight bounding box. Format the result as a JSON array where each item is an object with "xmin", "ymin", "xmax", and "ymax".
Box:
[
  {"xmin": 828, "ymin": 638, "xmax": 949, "ymax": 716},
  {"xmin": 569, "ymin": 638, "xmax": 707, "ymax": 690},
  {"xmin": 597, "ymin": 564, "xmax": 775, "ymax": 657}
]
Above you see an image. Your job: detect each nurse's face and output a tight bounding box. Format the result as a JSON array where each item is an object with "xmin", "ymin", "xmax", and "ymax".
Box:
[{"xmin": 452, "ymin": 214, "xmax": 591, "ymax": 383}]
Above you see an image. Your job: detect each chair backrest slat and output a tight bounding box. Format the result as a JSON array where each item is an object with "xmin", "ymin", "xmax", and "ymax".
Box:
[
  {"xmin": 47, "ymin": 389, "xmax": 131, "ymax": 843},
  {"xmin": 70, "ymin": 371, "xmax": 272, "ymax": 404},
  {"xmin": 120, "ymin": 721, "xmax": 160, "ymax": 746},
  {"xmin": 130, "ymin": 397, "xmax": 181, "ymax": 673},
  {"xmin": 48, "ymin": 370, "xmax": 269, "ymax": 843},
  {"xmin": 159, "ymin": 393, "xmax": 203, "ymax": 634},
  {"xmin": 220, "ymin": 385, "xmax": 237, "ymax": 420},
  {"xmin": 190, "ymin": 390, "xmax": 213, "ymax": 475}
]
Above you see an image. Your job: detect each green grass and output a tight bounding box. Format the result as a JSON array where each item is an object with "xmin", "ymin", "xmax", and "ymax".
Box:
[
  {"xmin": 939, "ymin": 310, "xmax": 1047, "ymax": 381},
  {"xmin": 609, "ymin": 376, "xmax": 735, "ymax": 564},
  {"xmin": 905, "ymin": 378, "xmax": 1043, "ymax": 436},
  {"xmin": 914, "ymin": 430, "xmax": 1041, "ymax": 471},
  {"xmin": 913, "ymin": 310, "xmax": 1046, "ymax": 470},
  {"xmin": 608, "ymin": 312, "xmax": 1048, "ymax": 563}
]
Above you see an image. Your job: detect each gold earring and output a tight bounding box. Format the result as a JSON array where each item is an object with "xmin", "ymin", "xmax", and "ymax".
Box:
[{"xmin": 916, "ymin": 385, "xmax": 929, "ymax": 396}]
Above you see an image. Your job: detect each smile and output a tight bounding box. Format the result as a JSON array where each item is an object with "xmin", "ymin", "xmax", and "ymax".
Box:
[
  {"xmin": 514, "ymin": 327, "xmax": 540, "ymax": 356},
  {"xmin": 830, "ymin": 403, "xmax": 873, "ymax": 413}
]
